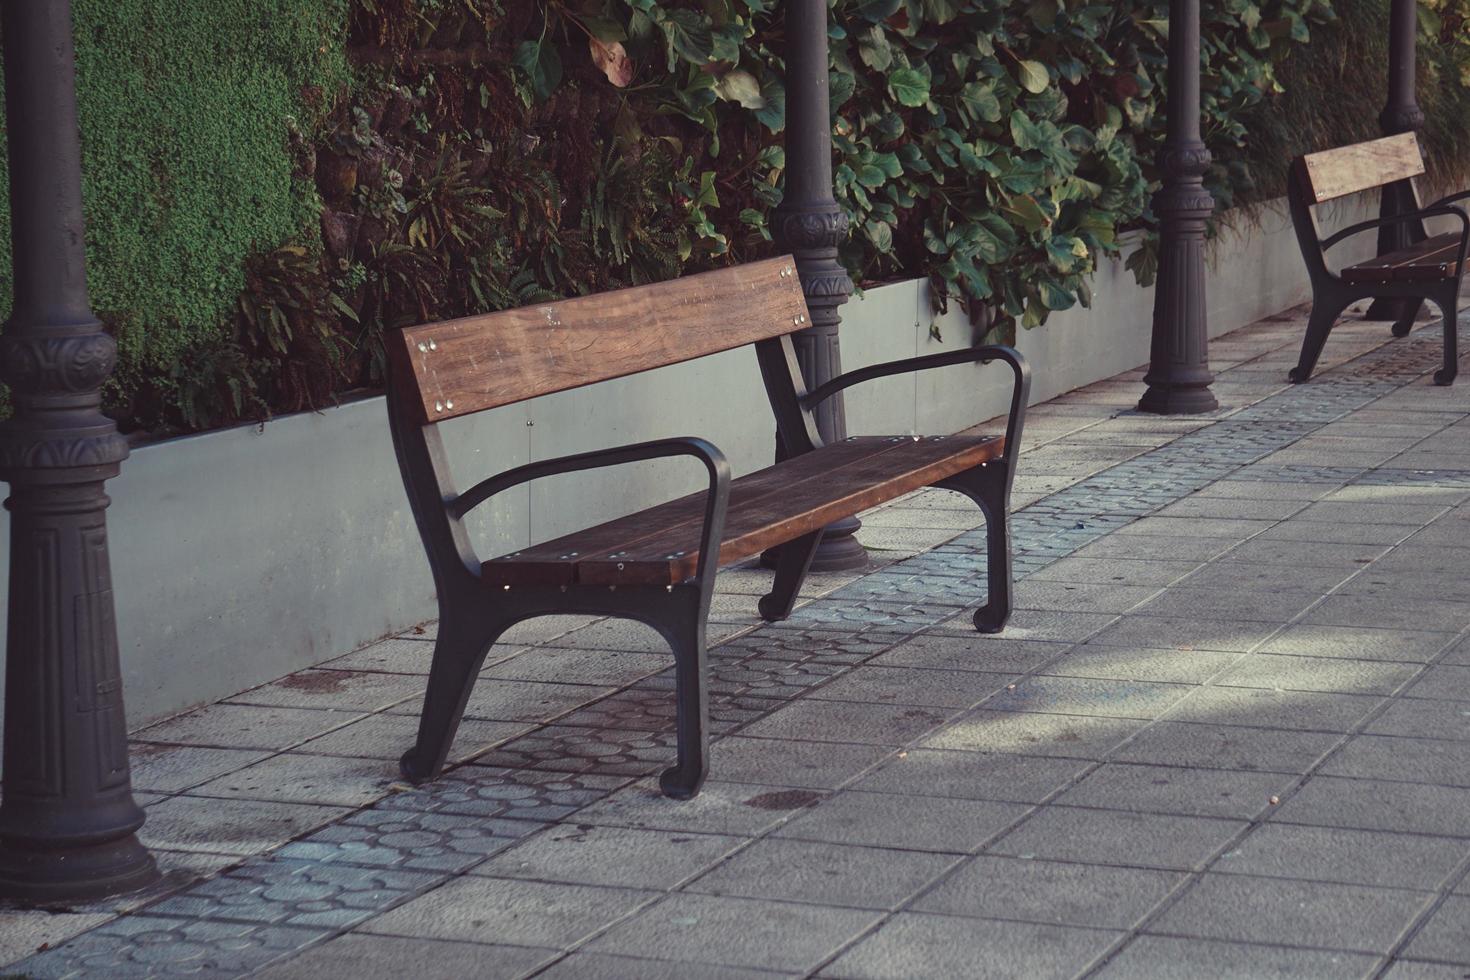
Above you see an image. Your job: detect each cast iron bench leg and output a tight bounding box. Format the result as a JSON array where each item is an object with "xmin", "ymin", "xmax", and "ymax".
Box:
[
  {"xmin": 1435, "ymin": 285, "xmax": 1460, "ymax": 386},
  {"xmin": 1393, "ymin": 299, "xmax": 1424, "ymax": 338},
  {"xmin": 1289, "ymin": 299, "xmax": 1349, "ymax": 384},
  {"xmin": 656, "ymin": 586, "xmax": 709, "ymax": 799},
  {"xmin": 758, "ymin": 530, "xmax": 823, "ymax": 622},
  {"xmin": 938, "ymin": 460, "xmax": 1013, "ymax": 634},
  {"xmin": 400, "ymin": 609, "xmax": 500, "ymax": 783}
]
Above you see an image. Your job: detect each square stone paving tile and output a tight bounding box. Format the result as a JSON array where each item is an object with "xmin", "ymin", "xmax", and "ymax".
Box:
[
  {"xmin": 322, "ymin": 637, "xmax": 443, "ymax": 675},
  {"xmin": 1367, "ymin": 699, "xmax": 1470, "ymax": 740},
  {"xmin": 1303, "ymin": 596, "xmax": 1470, "ymax": 633},
  {"xmin": 1212, "ymin": 653, "xmax": 1420, "ymax": 696},
  {"xmin": 709, "ymin": 736, "xmax": 891, "ymax": 790},
  {"xmin": 227, "ymin": 669, "xmax": 423, "ymax": 712},
  {"xmin": 821, "ymin": 912, "xmax": 1120, "ymax": 980},
  {"xmin": 140, "ymin": 795, "xmax": 348, "ymax": 856},
  {"xmin": 1259, "ymin": 625, "xmax": 1456, "ymax": 663},
  {"xmin": 851, "ymin": 748, "xmax": 1089, "ymax": 803},
  {"xmin": 537, "ymin": 953, "xmax": 796, "ymax": 979},
  {"xmin": 361, "ymin": 876, "xmax": 660, "ymax": 948},
  {"xmin": 482, "ymin": 647, "xmax": 671, "ymax": 687},
  {"xmin": 587, "ymin": 893, "xmax": 880, "ymax": 972},
  {"xmin": 297, "ymin": 713, "xmax": 529, "ymax": 762},
  {"xmin": 1095, "ymin": 935, "xmax": 1381, "ymax": 979},
  {"xmin": 1158, "ymin": 685, "xmax": 1383, "ymax": 733},
  {"xmin": 189, "ymin": 752, "xmax": 398, "ymax": 807},
  {"xmin": 772, "ymin": 789, "xmax": 1027, "ymax": 853},
  {"xmin": 254, "ymin": 934, "xmax": 558, "ymax": 980},
  {"xmin": 988, "ymin": 806, "xmax": 1245, "ymax": 870},
  {"xmin": 1320, "ymin": 734, "xmax": 1470, "ymax": 788},
  {"xmin": 1403, "ymin": 896, "xmax": 1470, "ymax": 964},
  {"xmin": 735, "ymin": 699, "xmax": 953, "ymax": 746},
  {"xmin": 1220, "ymin": 537, "xmax": 1392, "ymax": 567},
  {"xmin": 983, "ymin": 675, "xmax": 1194, "ymax": 720},
  {"xmin": 1084, "ymin": 616, "xmax": 1280, "ymax": 653},
  {"xmin": 1013, "ymin": 580, "xmax": 1161, "ymax": 614},
  {"xmin": 1024, "ymin": 556, "xmax": 1202, "ymax": 587},
  {"xmin": 128, "ymin": 743, "xmax": 272, "ymax": 793},
  {"xmin": 388, "ymin": 678, "xmax": 615, "ymax": 724},
  {"xmin": 1130, "ymin": 587, "xmax": 1321, "ymax": 624},
  {"xmin": 922, "ymin": 708, "xmax": 1144, "ymax": 759},
  {"xmin": 687, "ymin": 838, "xmax": 958, "ymax": 909},
  {"xmin": 1040, "ymin": 645, "xmax": 1239, "ymax": 685},
  {"xmin": 1149, "ymin": 873, "xmax": 1433, "ymax": 954},
  {"xmin": 1215, "ymin": 823, "xmax": 1469, "ymax": 890},
  {"xmin": 803, "ymin": 665, "xmax": 1011, "ymax": 709},
  {"xmin": 1069, "ymin": 533, "xmax": 1238, "ymax": 562},
  {"xmin": 1256, "ymin": 522, "xmax": 1415, "ymax": 547},
  {"xmin": 275, "ymin": 807, "xmax": 540, "ymax": 873},
  {"xmin": 913, "ymin": 854, "xmax": 1182, "ymax": 929},
  {"xmin": 1407, "ymin": 665, "xmax": 1470, "ymax": 701},
  {"xmin": 134, "ymin": 703, "xmax": 360, "ymax": 751},
  {"xmin": 474, "ymin": 824, "xmax": 744, "ymax": 889},
  {"xmin": 573, "ymin": 778, "xmax": 825, "ymax": 837},
  {"xmin": 930, "ymin": 608, "xmax": 1117, "ymax": 644},
  {"xmin": 1055, "ymin": 762, "xmax": 1292, "ymax": 819},
  {"xmin": 1271, "ymin": 775, "xmax": 1470, "ymax": 838},
  {"xmin": 1176, "ymin": 561, "xmax": 1358, "ymax": 595},
  {"xmin": 0, "ymin": 910, "xmax": 116, "ymax": 968},
  {"xmin": 869, "ymin": 634, "xmax": 1069, "ymax": 674}
]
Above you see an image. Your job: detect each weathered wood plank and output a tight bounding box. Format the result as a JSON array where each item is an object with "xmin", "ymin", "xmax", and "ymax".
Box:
[
  {"xmin": 481, "ymin": 435, "xmax": 1005, "ymax": 587},
  {"xmin": 1342, "ymin": 232, "xmax": 1464, "ymax": 283},
  {"xmin": 1301, "ymin": 133, "xmax": 1424, "ymax": 203},
  {"xmin": 391, "ymin": 257, "xmax": 808, "ymax": 423}
]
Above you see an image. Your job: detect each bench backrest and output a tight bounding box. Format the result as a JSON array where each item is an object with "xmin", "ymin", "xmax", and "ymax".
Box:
[
  {"xmin": 1296, "ymin": 132, "xmax": 1425, "ymax": 204},
  {"xmin": 391, "ymin": 256, "xmax": 809, "ymax": 424}
]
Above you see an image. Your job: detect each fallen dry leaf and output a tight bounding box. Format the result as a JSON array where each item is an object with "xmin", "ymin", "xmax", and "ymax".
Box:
[{"xmin": 590, "ymin": 37, "xmax": 633, "ymax": 88}]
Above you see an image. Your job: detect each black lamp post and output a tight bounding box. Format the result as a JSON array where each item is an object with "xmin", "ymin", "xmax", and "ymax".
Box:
[
  {"xmin": 1137, "ymin": 0, "xmax": 1219, "ymax": 415},
  {"xmin": 766, "ymin": 0, "xmax": 867, "ymax": 571},
  {"xmin": 1365, "ymin": 0, "xmax": 1426, "ymax": 327},
  {"xmin": 0, "ymin": 0, "xmax": 158, "ymax": 902}
]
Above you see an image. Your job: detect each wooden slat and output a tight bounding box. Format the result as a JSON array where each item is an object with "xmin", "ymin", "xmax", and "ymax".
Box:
[
  {"xmin": 481, "ymin": 434, "xmax": 1005, "ymax": 587},
  {"xmin": 392, "ymin": 257, "xmax": 808, "ymax": 423},
  {"xmin": 1342, "ymin": 232, "xmax": 1464, "ymax": 283},
  {"xmin": 1300, "ymin": 133, "xmax": 1424, "ymax": 203}
]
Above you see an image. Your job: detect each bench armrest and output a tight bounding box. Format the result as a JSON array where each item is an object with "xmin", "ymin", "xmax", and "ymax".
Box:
[
  {"xmin": 802, "ymin": 345, "xmax": 1031, "ymax": 465},
  {"xmin": 1319, "ymin": 205, "xmax": 1470, "ymax": 253},
  {"xmin": 453, "ymin": 437, "xmax": 732, "ymax": 582},
  {"xmin": 1428, "ymin": 189, "xmax": 1470, "ymax": 211}
]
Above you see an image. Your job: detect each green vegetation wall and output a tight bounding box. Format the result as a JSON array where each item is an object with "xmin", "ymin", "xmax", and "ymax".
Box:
[{"xmin": 0, "ymin": 0, "xmax": 1466, "ymax": 434}]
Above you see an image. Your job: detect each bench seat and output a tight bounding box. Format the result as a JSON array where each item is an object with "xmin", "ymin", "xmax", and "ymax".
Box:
[
  {"xmin": 483, "ymin": 433, "xmax": 1005, "ymax": 588},
  {"xmin": 1342, "ymin": 232, "xmax": 1466, "ymax": 283}
]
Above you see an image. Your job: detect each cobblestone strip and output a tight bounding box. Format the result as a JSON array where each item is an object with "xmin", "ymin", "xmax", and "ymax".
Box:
[{"xmin": 9, "ymin": 318, "xmax": 1463, "ymax": 978}]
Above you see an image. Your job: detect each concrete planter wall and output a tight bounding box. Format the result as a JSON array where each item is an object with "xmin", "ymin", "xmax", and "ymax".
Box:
[{"xmin": 0, "ymin": 192, "xmax": 1393, "ymax": 727}]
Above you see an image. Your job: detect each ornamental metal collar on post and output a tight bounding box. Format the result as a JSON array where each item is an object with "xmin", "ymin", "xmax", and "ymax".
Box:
[
  {"xmin": 0, "ymin": 0, "xmax": 158, "ymax": 902},
  {"xmin": 767, "ymin": 0, "xmax": 867, "ymax": 571},
  {"xmin": 1138, "ymin": 0, "xmax": 1219, "ymax": 415}
]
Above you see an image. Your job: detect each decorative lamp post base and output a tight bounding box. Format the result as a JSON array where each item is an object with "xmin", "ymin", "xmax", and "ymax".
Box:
[
  {"xmin": 1137, "ymin": 375, "xmax": 1218, "ymax": 415},
  {"xmin": 0, "ymin": 833, "xmax": 156, "ymax": 905},
  {"xmin": 761, "ymin": 514, "xmax": 867, "ymax": 573}
]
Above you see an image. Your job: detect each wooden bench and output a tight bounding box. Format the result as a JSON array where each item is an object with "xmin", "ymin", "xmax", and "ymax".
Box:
[
  {"xmin": 386, "ymin": 256, "xmax": 1029, "ymax": 799},
  {"xmin": 1288, "ymin": 132, "xmax": 1469, "ymax": 385}
]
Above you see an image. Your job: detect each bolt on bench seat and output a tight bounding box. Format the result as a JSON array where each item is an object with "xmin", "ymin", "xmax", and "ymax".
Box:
[
  {"xmin": 1288, "ymin": 132, "xmax": 1469, "ymax": 385},
  {"xmin": 386, "ymin": 256, "xmax": 1029, "ymax": 799}
]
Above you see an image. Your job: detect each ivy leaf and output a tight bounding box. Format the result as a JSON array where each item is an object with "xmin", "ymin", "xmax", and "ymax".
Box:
[
  {"xmin": 854, "ymin": 0, "xmax": 903, "ymax": 22},
  {"xmin": 888, "ymin": 67, "xmax": 930, "ymax": 106},
  {"xmin": 715, "ymin": 69, "xmax": 766, "ymax": 109},
  {"xmin": 858, "ymin": 24, "xmax": 893, "ymax": 70},
  {"xmin": 514, "ymin": 38, "xmax": 562, "ymax": 102},
  {"xmin": 589, "ymin": 37, "xmax": 634, "ymax": 87},
  {"xmin": 959, "ymin": 81, "xmax": 1002, "ymax": 122},
  {"xmin": 754, "ymin": 77, "xmax": 785, "ymax": 131},
  {"xmin": 1037, "ymin": 277, "xmax": 1076, "ymax": 311},
  {"xmin": 659, "ymin": 9, "xmax": 714, "ymax": 65},
  {"xmin": 1017, "ymin": 59, "xmax": 1050, "ymax": 93}
]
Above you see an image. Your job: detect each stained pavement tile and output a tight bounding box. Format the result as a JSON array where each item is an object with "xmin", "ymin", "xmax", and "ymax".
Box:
[
  {"xmin": 323, "ymin": 637, "xmax": 442, "ymax": 674},
  {"xmin": 1024, "ymin": 556, "xmax": 1202, "ymax": 587},
  {"xmin": 821, "ymin": 912, "xmax": 1119, "ymax": 980},
  {"xmin": 1084, "ymin": 616, "xmax": 1279, "ymax": 653},
  {"xmin": 1320, "ymin": 734, "xmax": 1470, "ymax": 788},
  {"xmin": 1095, "ymin": 936, "xmax": 1380, "ymax": 979},
  {"xmin": 387, "ymin": 678, "xmax": 616, "ymax": 724},
  {"xmin": 804, "ymin": 665, "xmax": 1011, "ymax": 709},
  {"xmin": 1158, "ymin": 685, "xmax": 1383, "ymax": 732},
  {"xmin": 573, "ymin": 778, "xmax": 826, "ymax": 837},
  {"xmin": 134, "ymin": 703, "xmax": 358, "ymax": 751},
  {"xmin": 1040, "ymin": 645, "xmax": 1239, "ymax": 685},
  {"xmin": 1054, "ymin": 763, "xmax": 1292, "ymax": 819},
  {"xmin": 0, "ymin": 910, "xmax": 117, "ymax": 967},
  {"xmin": 735, "ymin": 699, "xmax": 952, "ymax": 746},
  {"xmin": 147, "ymin": 858, "xmax": 439, "ymax": 929},
  {"xmin": 912, "ymin": 854, "xmax": 1182, "ymax": 929},
  {"xmin": 474, "ymin": 824, "xmax": 741, "ymax": 889},
  {"xmin": 1367, "ymin": 699, "xmax": 1470, "ymax": 740},
  {"xmin": 189, "ymin": 752, "xmax": 397, "ymax": 807},
  {"xmin": 1271, "ymin": 776, "xmax": 1470, "ymax": 837},
  {"xmin": 1259, "ymin": 625, "xmax": 1455, "ymax": 663},
  {"xmin": 297, "ymin": 713, "xmax": 528, "ymax": 761},
  {"xmin": 1112, "ymin": 516, "xmax": 1277, "ymax": 539},
  {"xmin": 360, "ymin": 876, "xmax": 659, "ymax": 948},
  {"xmin": 253, "ymin": 934, "xmax": 558, "ymax": 980},
  {"xmin": 1404, "ymin": 897, "xmax": 1470, "ymax": 964},
  {"xmin": 1215, "ymin": 823, "xmax": 1469, "ymax": 890},
  {"xmin": 1220, "ymin": 537, "xmax": 1393, "ymax": 567},
  {"xmin": 9, "ymin": 916, "xmax": 329, "ymax": 980},
  {"xmin": 1013, "ymin": 580, "xmax": 1161, "ymax": 613},
  {"xmin": 989, "ymin": 806, "xmax": 1245, "ymax": 871},
  {"xmin": 140, "ymin": 795, "xmax": 348, "ymax": 856},
  {"xmin": 709, "ymin": 737, "xmax": 891, "ymax": 790},
  {"xmin": 227, "ymin": 669, "xmax": 422, "ymax": 712},
  {"xmin": 1175, "ymin": 561, "xmax": 1357, "ymax": 594},
  {"xmin": 851, "ymin": 748, "xmax": 1088, "ymax": 803},
  {"xmin": 275, "ymin": 807, "xmax": 540, "ymax": 872},
  {"xmin": 983, "ymin": 675, "xmax": 1193, "ymax": 719},
  {"xmin": 923, "ymin": 708, "xmax": 1143, "ymax": 758},
  {"xmin": 1149, "ymin": 873, "xmax": 1432, "ymax": 954},
  {"xmin": 588, "ymin": 893, "xmax": 880, "ymax": 972},
  {"xmin": 773, "ymin": 789, "xmax": 1026, "ymax": 853},
  {"xmin": 128, "ymin": 744, "xmax": 272, "ymax": 793},
  {"xmin": 1211, "ymin": 653, "xmax": 1419, "ymax": 696},
  {"xmin": 688, "ymin": 838, "xmax": 956, "ymax": 909}
]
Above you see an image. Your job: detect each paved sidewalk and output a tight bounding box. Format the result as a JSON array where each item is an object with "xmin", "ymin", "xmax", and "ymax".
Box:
[{"xmin": 7, "ymin": 303, "xmax": 1470, "ymax": 978}]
